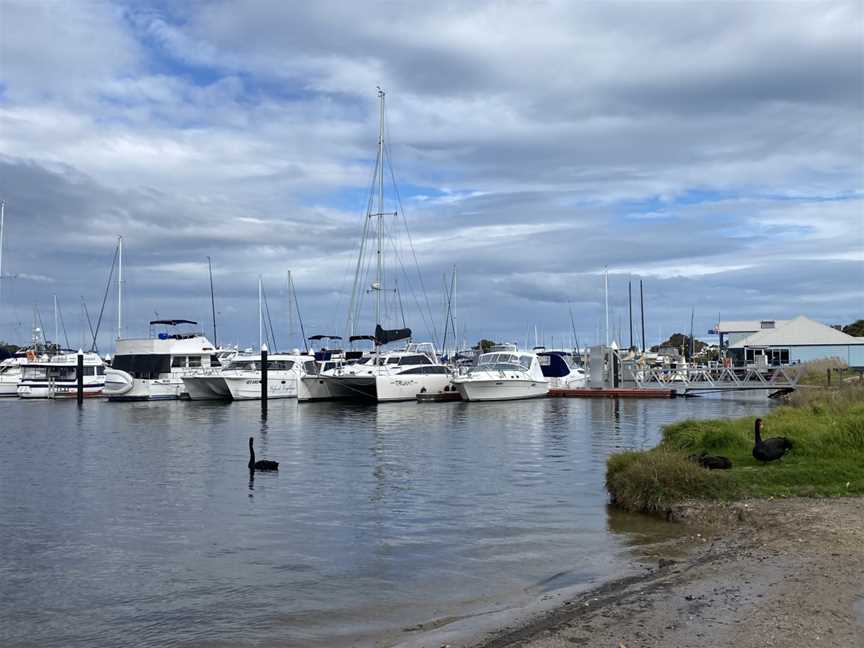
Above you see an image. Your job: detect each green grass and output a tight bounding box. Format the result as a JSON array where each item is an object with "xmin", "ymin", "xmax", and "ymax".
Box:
[{"xmin": 606, "ymin": 384, "xmax": 864, "ymax": 513}]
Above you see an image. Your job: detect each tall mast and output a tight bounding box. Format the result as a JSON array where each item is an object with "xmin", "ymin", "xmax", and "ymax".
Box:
[
  {"xmin": 117, "ymin": 236, "xmax": 123, "ymax": 341},
  {"xmin": 287, "ymin": 270, "xmax": 293, "ymax": 348},
  {"xmin": 604, "ymin": 267, "xmax": 609, "ymax": 347},
  {"xmin": 640, "ymin": 279, "xmax": 646, "ymax": 353},
  {"xmin": 258, "ymin": 276, "xmax": 263, "ymax": 351},
  {"xmin": 628, "ymin": 280, "xmax": 633, "ymax": 350},
  {"xmin": 375, "ymin": 87, "xmax": 385, "ymax": 329},
  {"xmin": 54, "ymin": 294, "xmax": 58, "ymax": 346},
  {"xmin": 207, "ymin": 256, "xmax": 217, "ymax": 347}
]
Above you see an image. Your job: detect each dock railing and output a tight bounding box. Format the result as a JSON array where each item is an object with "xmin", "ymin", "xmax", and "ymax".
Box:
[{"xmin": 620, "ymin": 356, "xmax": 804, "ymax": 395}]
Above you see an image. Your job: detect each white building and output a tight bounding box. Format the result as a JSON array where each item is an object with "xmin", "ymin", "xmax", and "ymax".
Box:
[{"xmin": 722, "ymin": 315, "xmax": 864, "ymax": 368}]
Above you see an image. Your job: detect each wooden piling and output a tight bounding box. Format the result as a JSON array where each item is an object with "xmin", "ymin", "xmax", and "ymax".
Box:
[
  {"xmin": 261, "ymin": 345, "xmax": 268, "ymax": 418},
  {"xmin": 76, "ymin": 350, "xmax": 84, "ymax": 405}
]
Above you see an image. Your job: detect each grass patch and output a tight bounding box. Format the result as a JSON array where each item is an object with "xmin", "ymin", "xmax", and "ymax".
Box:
[{"xmin": 606, "ymin": 383, "xmax": 864, "ymax": 513}]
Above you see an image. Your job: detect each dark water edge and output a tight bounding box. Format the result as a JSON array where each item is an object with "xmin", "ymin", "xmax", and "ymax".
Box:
[{"xmin": 0, "ymin": 396, "xmax": 771, "ymax": 647}]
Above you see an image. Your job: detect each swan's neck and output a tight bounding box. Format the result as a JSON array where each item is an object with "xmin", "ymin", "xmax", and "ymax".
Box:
[
  {"xmin": 755, "ymin": 424, "xmax": 762, "ymax": 444},
  {"xmin": 249, "ymin": 445, "xmax": 255, "ymax": 468}
]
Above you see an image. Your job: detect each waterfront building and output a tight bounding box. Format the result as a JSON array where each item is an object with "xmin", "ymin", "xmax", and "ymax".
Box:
[{"xmin": 721, "ymin": 315, "xmax": 864, "ymax": 368}]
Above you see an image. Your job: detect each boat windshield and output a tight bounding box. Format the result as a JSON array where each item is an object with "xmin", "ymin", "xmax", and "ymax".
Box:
[
  {"xmin": 476, "ymin": 353, "xmax": 533, "ymax": 371},
  {"xmin": 227, "ymin": 360, "xmax": 260, "ymax": 371}
]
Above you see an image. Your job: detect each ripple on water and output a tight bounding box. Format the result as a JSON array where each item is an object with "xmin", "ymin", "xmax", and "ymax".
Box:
[{"xmin": 0, "ymin": 396, "xmax": 772, "ymax": 647}]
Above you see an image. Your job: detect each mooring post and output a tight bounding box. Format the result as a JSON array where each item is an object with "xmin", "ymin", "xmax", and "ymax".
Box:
[
  {"xmin": 261, "ymin": 344, "xmax": 268, "ymax": 418},
  {"xmin": 826, "ymin": 368, "xmax": 831, "ymax": 386},
  {"xmin": 76, "ymin": 349, "xmax": 84, "ymax": 405}
]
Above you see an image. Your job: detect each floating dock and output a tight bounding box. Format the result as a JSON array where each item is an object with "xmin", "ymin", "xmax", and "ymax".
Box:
[{"xmin": 548, "ymin": 387, "xmax": 677, "ymax": 399}]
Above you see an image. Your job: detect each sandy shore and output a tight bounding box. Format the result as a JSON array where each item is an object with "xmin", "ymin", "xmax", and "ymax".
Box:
[{"xmin": 462, "ymin": 497, "xmax": 864, "ymax": 648}]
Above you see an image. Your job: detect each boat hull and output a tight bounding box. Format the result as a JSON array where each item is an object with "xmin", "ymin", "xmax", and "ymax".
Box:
[
  {"xmin": 17, "ymin": 383, "xmax": 104, "ymax": 399},
  {"xmin": 105, "ymin": 369, "xmax": 185, "ymax": 401},
  {"xmin": 376, "ymin": 373, "xmax": 453, "ymax": 402},
  {"xmin": 0, "ymin": 381, "xmax": 20, "ymax": 397},
  {"xmin": 223, "ymin": 374, "xmax": 298, "ymax": 400},
  {"xmin": 182, "ymin": 376, "xmax": 231, "ymax": 400},
  {"xmin": 298, "ymin": 375, "xmax": 337, "ymax": 401},
  {"xmin": 453, "ymin": 378, "xmax": 549, "ymax": 401}
]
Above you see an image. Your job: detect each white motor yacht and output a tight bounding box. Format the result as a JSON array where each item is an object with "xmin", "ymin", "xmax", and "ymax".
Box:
[
  {"xmin": 185, "ymin": 351, "xmax": 315, "ymax": 400},
  {"xmin": 17, "ymin": 352, "xmax": 106, "ymax": 399},
  {"xmin": 0, "ymin": 339, "xmax": 57, "ymax": 397},
  {"xmin": 452, "ymin": 347, "xmax": 549, "ymax": 401},
  {"xmin": 104, "ymin": 319, "xmax": 218, "ymax": 401},
  {"xmin": 0, "ymin": 352, "xmax": 31, "ymax": 397}
]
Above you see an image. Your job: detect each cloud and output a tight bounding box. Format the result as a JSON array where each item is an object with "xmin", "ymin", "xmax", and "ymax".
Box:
[{"xmin": 0, "ymin": 1, "xmax": 861, "ymax": 349}]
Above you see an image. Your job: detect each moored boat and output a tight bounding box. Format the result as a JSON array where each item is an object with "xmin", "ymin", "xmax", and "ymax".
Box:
[
  {"xmin": 452, "ymin": 347, "xmax": 549, "ymax": 401},
  {"xmin": 17, "ymin": 352, "xmax": 106, "ymax": 399},
  {"xmin": 104, "ymin": 319, "xmax": 218, "ymax": 401}
]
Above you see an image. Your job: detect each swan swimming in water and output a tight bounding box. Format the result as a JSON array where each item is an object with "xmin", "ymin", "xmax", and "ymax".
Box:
[{"xmin": 248, "ymin": 437, "xmax": 279, "ymax": 471}]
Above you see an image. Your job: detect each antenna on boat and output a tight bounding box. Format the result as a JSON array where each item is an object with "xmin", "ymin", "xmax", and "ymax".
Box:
[{"xmin": 207, "ymin": 256, "xmax": 218, "ymax": 347}]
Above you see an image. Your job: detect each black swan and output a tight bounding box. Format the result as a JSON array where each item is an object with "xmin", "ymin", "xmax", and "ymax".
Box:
[
  {"xmin": 248, "ymin": 437, "xmax": 279, "ymax": 471},
  {"xmin": 688, "ymin": 452, "xmax": 733, "ymax": 470},
  {"xmin": 752, "ymin": 418, "xmax": 792, "ymax": 463}
]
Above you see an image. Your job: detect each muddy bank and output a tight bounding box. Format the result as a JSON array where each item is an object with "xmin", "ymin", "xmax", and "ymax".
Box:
[{"xmin": 463, "ymin": 497, "xmax": 864, "ymax": 648}]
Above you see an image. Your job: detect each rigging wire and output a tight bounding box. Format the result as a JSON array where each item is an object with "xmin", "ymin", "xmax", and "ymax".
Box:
[
  {"xmin": 383, "ymin": 132, "xmax": 440, "ymax": 347},
  {"xmin": 82, "ymin": 297, "xmax": 98, "ymax": 354},
  {"xmin": 57, "ymin": 297, "xmax": 70, "ymax": 349},
  {"xmin": 90, "ymin": 242, "xmax": 119, "ymax": 352},
  {"xmin": 262, "ymin": 286, "xmax": 278, "ymax": 352},
  {"xmin": 289, "ymin": 272, "xmax": 309, "ymax": 353}
]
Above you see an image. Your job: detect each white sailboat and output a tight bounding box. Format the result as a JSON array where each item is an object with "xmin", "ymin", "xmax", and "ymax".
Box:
[{"xmin": 299, "ymin": 88, "xmax": 445, "ymax": 403}]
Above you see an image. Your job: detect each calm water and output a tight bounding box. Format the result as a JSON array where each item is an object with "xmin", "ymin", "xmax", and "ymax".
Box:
[{"xmin": 0, "ymin": 396, "xmax": 770, "ymax": 647}]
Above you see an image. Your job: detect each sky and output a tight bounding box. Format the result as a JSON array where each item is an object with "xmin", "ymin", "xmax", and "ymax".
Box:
[{"xmin": 0, "ymin": 0, "xmax": 862, "ymax": 352}]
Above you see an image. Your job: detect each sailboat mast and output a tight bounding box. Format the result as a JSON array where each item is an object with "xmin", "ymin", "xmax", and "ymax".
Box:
[
  {"xmin": 258, "ymin": 276, "xmax": 263, "ymax": 351},
  {"xmin": 604, "ymin": 267, "xmax": 609, "ymax": 347},
  {"xmin": 207, "ymin": 256, "xmax": 217, "ymax": 347},
  {"xmin": 628, "ymin": 280, "xmax": 633, "ymax": 350},
  {"xmin": 54, "ymin": 294, "xmax": 58, "ymax": 346},
  {"xmin": 117, "ymin": 236, "xmax": 123, "ymax": 341},
  {"xmin": 375, "ymin": 87, "xmax": 385, "ymax": 329},
  {"xmin": 287, "ymin": 270, "xmax": 294, "ymax": 348},
  {"xmin": 640, "ymin": 279, "xmax": 646, "ymax": 353}
]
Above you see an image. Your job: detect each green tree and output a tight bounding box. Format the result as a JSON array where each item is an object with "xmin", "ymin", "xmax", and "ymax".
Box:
[
  {"xmin": 842, "ymin": 319, "xmax": 864, "ymax": 337},
  {"xmin": 650, "ymin": 333, "xmax": 707, "ymax": 360},
  {"xmin": 477, "ymin": 339, "xmax": 496, "ymax": 353}
]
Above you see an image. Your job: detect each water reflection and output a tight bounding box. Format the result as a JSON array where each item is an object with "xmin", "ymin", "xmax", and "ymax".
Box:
[{"xmin": 0, "ymin": 396, "xmax": 771, "ymax": 647}]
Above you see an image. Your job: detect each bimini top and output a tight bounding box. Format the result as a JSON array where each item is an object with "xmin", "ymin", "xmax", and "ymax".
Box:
[{"xmin": 149, "ymin": 319, "xmax": 198, "ymax": 326}]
